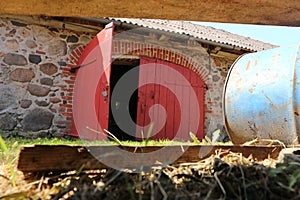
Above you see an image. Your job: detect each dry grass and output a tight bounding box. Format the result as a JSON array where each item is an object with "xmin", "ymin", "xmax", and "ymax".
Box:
[
  {"xmin": 1, "ymin": 148, "xmax": 291, "ymax": 199},
  {"xmin": 1, "ymin": 136, "xmax": 300, "ymax": 199}
]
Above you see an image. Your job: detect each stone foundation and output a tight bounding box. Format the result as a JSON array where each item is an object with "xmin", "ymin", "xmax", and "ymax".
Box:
[{"xmin": 0, "ymin": 17, "xmax": 92, "ymax": 136}]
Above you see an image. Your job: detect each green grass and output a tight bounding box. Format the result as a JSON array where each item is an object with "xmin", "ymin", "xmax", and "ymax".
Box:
[
  {"xmin": 0, "ymin": 136, "xmax": 197, "ymax": 176},
  {"xmin": 1, "ymin": 135, "xmax": 232, "ymax": 153},
  {"xmin": 0, "ymin": 134, "xmax": 231, "ymax": 164},
  {"xmin": 1, "ymin": 137, "xmax": 195, "ymax": 149},
  {"xmin": 0, "ymin": 134, "xmax": 231, "ymax": 189}
]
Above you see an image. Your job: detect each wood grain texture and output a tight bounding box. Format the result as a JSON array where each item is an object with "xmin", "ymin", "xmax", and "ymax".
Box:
[
  {"xmin": 0, "ymin": 0, "xmax": 299, "ymax": 26},
  {"xmin": 17, "ymin": 144, "xmax": 282, "ymax": 173}
]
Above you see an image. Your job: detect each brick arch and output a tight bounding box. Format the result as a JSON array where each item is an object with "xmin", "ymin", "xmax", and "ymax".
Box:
[
  {"xmin": 62, "ymin": 41, "xmax": 211, "ymax": 134},
  {"xmin": 59, "ymin": 45, "xmax": 86, "ymax": 134},
  {"xmin": 65, "ymin": 42, "xmax": 210, "ymax": 83},
  {"xmin": 112, "ymin": 41, "xmax": 210, "ymax": 83}
]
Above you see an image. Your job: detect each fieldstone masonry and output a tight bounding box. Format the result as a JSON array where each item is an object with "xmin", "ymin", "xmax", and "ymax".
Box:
[
  {"xmin": 0, "ymin": 16, "xmax": 230, "ymax": 138},
  {"xmin": 0, "ymin": 17, "xmax": 92, "ymax": 136},
  {"xmin": 10, "ymin": 68, "xmax": 35, "ymax": 82},
  {"xmin": 3, "ymin": 53, "xmax": 28, "ymax": 66},
  {"xmin": 0, "ymin": 85, "xmax": 18, "ymax": 114}
]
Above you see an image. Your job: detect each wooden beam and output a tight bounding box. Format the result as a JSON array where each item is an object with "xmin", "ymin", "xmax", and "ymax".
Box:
[
  {"xmin": 0, "ymin": 0, "xmax": 299, "ymax": 26},
  {"xmin": 17, "ymin": 145, "xmax": 282, "ymax": 173},
  {"xmin": 210, "ymin": 51, "xmax": 240, "ymax": 60}
]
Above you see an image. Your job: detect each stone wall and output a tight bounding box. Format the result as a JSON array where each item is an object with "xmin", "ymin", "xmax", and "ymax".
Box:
[
  {"xmin": 0, "ymin": 16, "xmax": 233, "ymax": 138},
  {"xmin": 0, "ymin": 17, "xmax": 92, "ymax": 137}
]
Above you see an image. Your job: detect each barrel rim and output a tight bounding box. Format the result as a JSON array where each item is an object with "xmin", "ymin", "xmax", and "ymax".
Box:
[{"xmin": 222, "ymin": 53, "xmax": 248, "ymax": 144}]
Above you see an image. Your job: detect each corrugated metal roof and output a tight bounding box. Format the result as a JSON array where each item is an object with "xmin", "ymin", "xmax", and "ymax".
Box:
[{"xmin": 108, "ymin": 18, "xmax": 277, "ymax": 52}]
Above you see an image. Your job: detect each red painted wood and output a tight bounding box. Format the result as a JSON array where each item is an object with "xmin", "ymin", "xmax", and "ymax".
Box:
[
  {"xmin": 151, "ymin": 61, "xmax": 158, "ymax": 139},
  {"xmin": 71, "ymin": 23, "xmax": 114, "ymax": 140},
  {"xmin": 157, "ymin": 61, "xmax": 168, "ymax": 139},
  {"xmin": 181, "ymin": 65, "xmax": 191, "ymax": 140},
  {"xmin": 136, "ymin": 58, "xmax": 205, "ymax": 140},
  {"xmin": 136, "ymin": 57, "xmax": 155, "ymax": 139},
  {"xmin": 165, "ymin": 64, "xmax": 179, "ymax": 140},
  {"xmin": 189, "ymin": 72, "xmax": 199, "ymax": 138},
  {"xmin": 191, "ymin": 70, "xmax": 205, "ymax": 139},
  {"xmin": 172, "ymin": 63, "xmax": 183, "ymax": 139}
]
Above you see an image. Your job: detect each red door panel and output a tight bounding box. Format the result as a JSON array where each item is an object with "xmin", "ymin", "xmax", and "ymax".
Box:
[
  {"xmin": 136, "ymin": 57, "xmax": 205, "ymax": 140},
  {"xmin": 163, "ymin": 63, "xmax": 178, "ymax": 139},
  {"xmin": 136, "ymin": 57, "xmax": 156, "ymax": 139},
  {"xmin": 191, "ymin": 69, "xmax": 206, "ymax": 139},
  {"xmin": 71, "ymin": 23, "xmax": 114, "ymax": 140}
]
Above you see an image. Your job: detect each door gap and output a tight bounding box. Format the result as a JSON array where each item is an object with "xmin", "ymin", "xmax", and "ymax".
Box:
[{"xmin": 108, "ymin": 59, "xmax": 139, "ymax": 141}]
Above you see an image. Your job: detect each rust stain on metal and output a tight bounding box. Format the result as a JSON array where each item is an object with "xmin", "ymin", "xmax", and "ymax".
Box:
[
  {"xmin": 246, "ymin": 60, "xmax": 251, "ymax": 71},
  {"xmin": 295, "ymin": 106, "xmax": 300, "ymax": 116},
  {"xmin": 263, "ymin": 94, "xmax": 281, "ymax": 113},
  {"xmin": 254, "ymin": 60, "xmax": 258, "ymax": 67}
]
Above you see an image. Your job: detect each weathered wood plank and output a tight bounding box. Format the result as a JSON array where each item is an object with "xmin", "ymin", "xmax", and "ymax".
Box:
[
  {"xmin": 0, "ymin": 0, "xmax": 300, "ymax": 26},
  {"xmin": 17, "ymin": 145, "xmax": 282, "ymax": 173}
]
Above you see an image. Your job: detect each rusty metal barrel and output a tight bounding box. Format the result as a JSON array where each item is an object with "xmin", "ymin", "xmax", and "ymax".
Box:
[{"xmin": 223, "ymin": 45, "xmax": 300, "ymax": 145}]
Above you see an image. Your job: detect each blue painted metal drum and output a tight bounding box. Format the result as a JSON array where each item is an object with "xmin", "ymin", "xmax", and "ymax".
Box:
[{"xmin": 223, "ymin": 45, "xmax": 300, "ymax": 145}]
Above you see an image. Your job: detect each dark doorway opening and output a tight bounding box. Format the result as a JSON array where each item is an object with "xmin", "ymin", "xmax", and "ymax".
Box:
[{"xmin": 108, "ymin": 59, "xmax": 139, "ymax": 140}]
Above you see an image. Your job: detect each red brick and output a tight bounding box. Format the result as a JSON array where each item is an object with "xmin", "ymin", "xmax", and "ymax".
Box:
[
  {"xmin": 55, "ymin": 120, "xmax": 69, "ymax": 124},
  {"xmin": 152, "ymin": 48, "xmax": 158, "ymax": 57},
  {"xmin": 59, "ymin": 104, "xmax": 73, "ymax": 108},
  {"xmin": 146, "ymin": 48, "xmax": 152, "ymax": 57},
  {"xmin": 61, "ymin": 112, "xmax": 73, "ymax": 117},
  {"xmin": 72, "ymin": 50, "xmax": 80, "ymax": 58},
  {"xmin": 69, "ymin": 54, "xmax": 77, "ymax": 62},
  {"xmin": 67, "ymin": 64, "xmax": 76, "ymax": 68},
  {"xmin": 64, "ymin": 124, "xmax": 72, "ymax": 129},
  {"xmin": 62, "ymin": 71, "xmax": 71, "ymax": 75},
  {"xmin": 79, "ymin": 46, "xmax": 85, "ymax": 52},
  {"xmin": 62, "ymin": 96, "xmax": 73, "ymax": 101},
  {"xmin": 75, "ymin": 48, "xmax": 83, "ymax": 57},
  {"xmin": 120, "ymin": 42, "xmax": 125, "ymax": 53},
  {"xmin": 61, "ymin": 88, "xmax": 74, "ymax": 92},
  {"xmin": 147, "ymin": 48, "xmax": 153, "ymax": 57},
  {"xmin": 66, "ymin": 117, "xmax": 73, "ymax": 121},
  {"xmin": 126, "ymin": 42, "xmax": 132, "ymax": 53},
  {"xmin": 64, "ymin": 79, "xmax": 75, "ymax": 84},
  {"xmin": 61, "ymin": 74, "xmax": 69, "ymax": 78},
  {"xmin": 36, "ymin": 50, "xmax": 46, "ymax": 55},
  {"xmin": 140, "ymin": 46, "xmax": 144, "ymax": 55},
  {"xmin": 58, "ymin": 107, "xmax": 66, "ymax": 112},
  {"xmin": 69, "ymin": 73, "xmax": 76, "ymax": 78},
  {"xmin": 113, "ymin": 43, "xmax": 118, "ymax": 53},
  {"xmin": 133, "ymin": 42, "xmax": 137, "ymax": 50},
  {"xmin": 164, "ymin": 50, "xmax": 170, "ymax": 60}
]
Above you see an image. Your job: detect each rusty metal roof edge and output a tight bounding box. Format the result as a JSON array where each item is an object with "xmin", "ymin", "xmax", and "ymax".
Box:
[
  {"xmin": 54, "ymin": 17, "xmax": 278, "ymax": 52},
  {"xmin": 106, "ymin": 18, "xmax": 278, "ymax": 52}
]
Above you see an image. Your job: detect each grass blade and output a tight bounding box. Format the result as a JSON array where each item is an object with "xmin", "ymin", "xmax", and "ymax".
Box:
[
  {"xmin": 189, "ymin": 132, "xmax": 200, "ymax": 144},
  {"xmin": 145, "ymin": 122, "xmax": 154, "ymax": 146},
  {"xmin": 0, "ymin": 135, "xmax": 8, "ymax": 153}
]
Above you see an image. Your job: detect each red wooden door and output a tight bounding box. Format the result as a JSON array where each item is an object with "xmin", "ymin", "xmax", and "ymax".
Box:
[
  {"xmin": 136, "ymin": 57, "xmax": 205, "ymax": 140},
  {"xmin": 71, "ymin": 23, "xmax": 114, "ymax": 140}
]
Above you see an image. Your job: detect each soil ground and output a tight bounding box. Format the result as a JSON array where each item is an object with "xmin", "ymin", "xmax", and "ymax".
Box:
[{"xmin": 1, "ymin": 147, "xmax": 300, "ymax": 200}]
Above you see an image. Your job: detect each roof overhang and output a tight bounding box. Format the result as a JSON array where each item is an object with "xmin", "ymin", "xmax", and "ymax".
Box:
[
  {"xmin": 0, "ymin": 0, "xmax": 299, "ymax": 26},
  {"xmin": 1, "ymin": 15, "xmax": 276, "ymax": 62}
]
